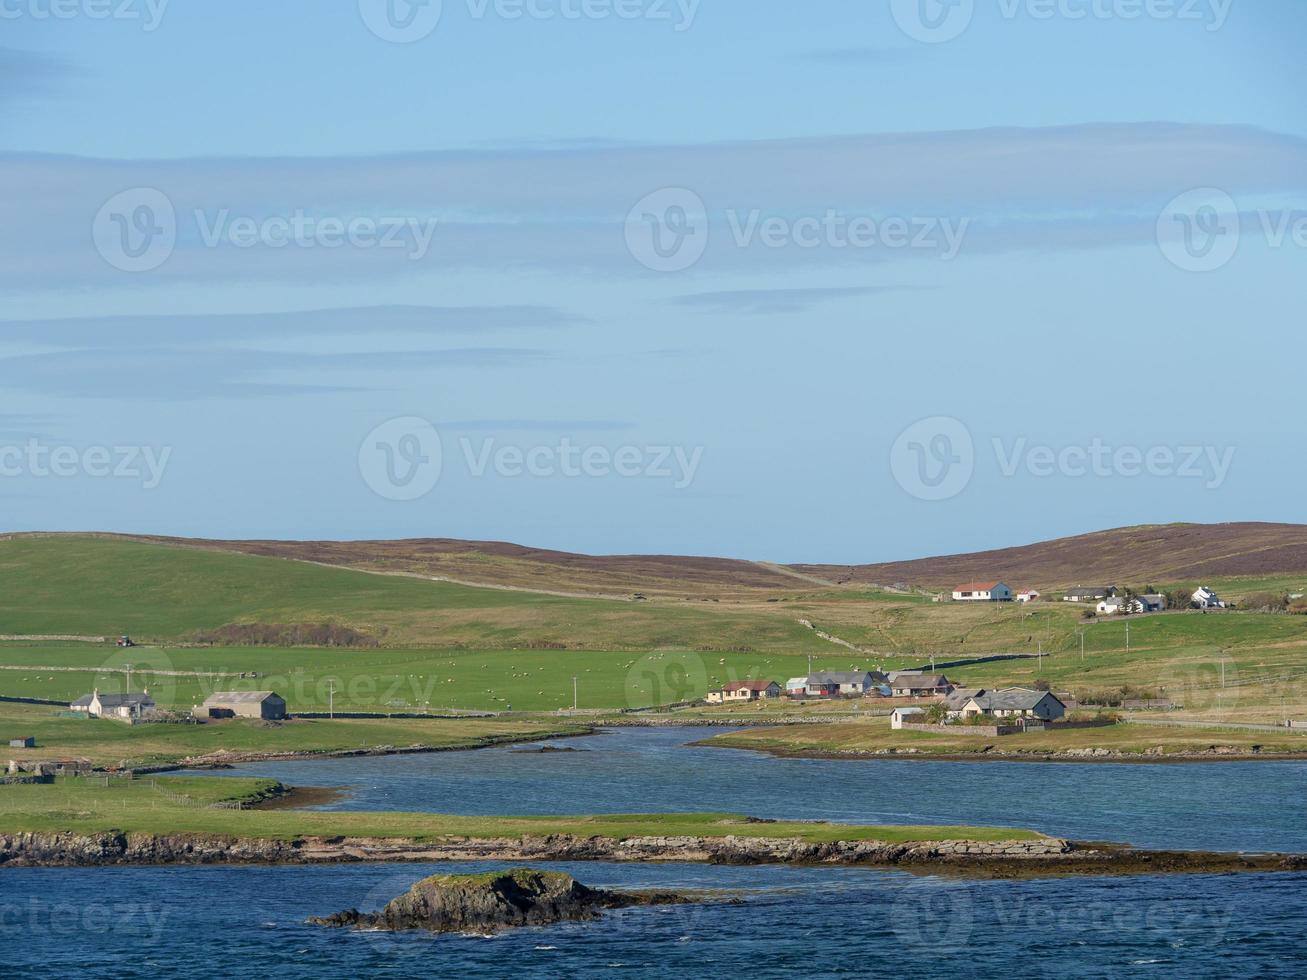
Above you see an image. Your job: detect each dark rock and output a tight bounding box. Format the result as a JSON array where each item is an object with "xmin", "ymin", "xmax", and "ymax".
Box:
[{"xmin": 307, "ymin": 868, "xmax": 688, "ymax": 934}]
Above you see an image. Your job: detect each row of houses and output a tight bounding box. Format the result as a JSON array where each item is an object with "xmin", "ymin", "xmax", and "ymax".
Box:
[
  {"xmin": 952, "ymin": 580, "xmax": 1229, "ymax": 612},
  {"xmin": 70, "ymin": 689, "xmax": 288, "ymax": 723},
  {"xmin": 705, "ymin": 670, "xmax": 957, "ymax": 704}
]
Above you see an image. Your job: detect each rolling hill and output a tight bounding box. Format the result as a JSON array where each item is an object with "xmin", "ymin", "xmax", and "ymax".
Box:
[
  {"xmin": 8, "ymin": 523, "xmax": 1307, "ymax": 598},
  {"xmin": 796, "ymin": 523, "xmax": 1307, "ymax": 591}
]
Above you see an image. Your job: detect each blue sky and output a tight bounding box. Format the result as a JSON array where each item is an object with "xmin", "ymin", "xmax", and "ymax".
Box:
[{"xmin": 2, "ymin": 0, "xmax": 1305, "ymax": 562}]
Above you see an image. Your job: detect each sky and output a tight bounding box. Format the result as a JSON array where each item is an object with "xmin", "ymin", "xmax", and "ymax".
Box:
[{"xmin": 1, "ymin": 0, "xmax": 1305, "ymax": 563}]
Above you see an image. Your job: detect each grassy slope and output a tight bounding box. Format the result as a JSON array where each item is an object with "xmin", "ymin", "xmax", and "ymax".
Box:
[
  {"xmin": 0, "ymin": 775, "xmax": 1043, "ymax": 843},
  {"xmin": 0, "ymin": 536, "xmax": 822, "ymax": 652},
  {"xmin": 0, "ymin": 703, "xmax": 585, "ymax": 769},
  {"xmin": 703, "ymin": 721, "xmax": 1307, "ymax": 758}
]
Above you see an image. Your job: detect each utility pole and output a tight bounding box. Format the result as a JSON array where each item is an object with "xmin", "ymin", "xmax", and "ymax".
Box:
[
  {"xmin": 1079, "ymin": 630, "xmax": 1085, "ymax": 662},
  {"xmin": 1125, "ymin": 621, "xmax": 1130, "ymax": 655},
  {"xmin": 328, "ymin": 679, "xmax": 335, "ymax": 719},
  {"xmin": 124, "ymin": 664, "xmax": 132, "ymax": 692},
  {"xmin": 572, "ymin": 676, "xmax": 578, "ymax": 711}
]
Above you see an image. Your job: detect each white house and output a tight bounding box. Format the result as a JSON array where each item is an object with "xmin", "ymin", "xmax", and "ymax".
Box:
[
  {"xmin": 945, "ymin": 688, "xmax": 1066, "ymax": 722},
  {"xmin": 1097, "ymin": 596, "xmax": 1129, "ymax": 615},
  {"xmin": 70, "ymin": 690, "xmax": 156, "ymax": 722},
  {"xmin": 785, "ymin": 677, "xmax": 809, "ymax": 698},
  {"xmin": 706, "ymin": 680, "xmax": 781, "ymax": 704},
  {"xmin": 1063, "ymin": 586, "xmax": 1118, "ymax": 603},
  {"xmin": 891, "ymin": 707, "xmax": 927, "ymax": 729},
  {"xmin": 1016, "ymin": 590, "xmax": 1040, "ymax": 604},
  {"xmin": 952, "ymin": 581, "xmax": 1014, "ymax": 602},
  {"xmin": 1193, "ymin": 586, "xmax": 1227, "ymax": 609}
]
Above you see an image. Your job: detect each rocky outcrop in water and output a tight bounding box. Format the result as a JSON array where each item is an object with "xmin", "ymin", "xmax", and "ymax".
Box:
[{"xmin": 307, "ymin": 869, "xmax": 686, "ymax": 933}]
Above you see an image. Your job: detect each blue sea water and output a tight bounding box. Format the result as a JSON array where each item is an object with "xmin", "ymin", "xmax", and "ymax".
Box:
[
  {"xmin": 194, "ymin": 726, "xmax": 1307, "ymax": 852},
  {"xmin": 3, "ymin": 727, "xmax": 1305, "ymax": 978}
]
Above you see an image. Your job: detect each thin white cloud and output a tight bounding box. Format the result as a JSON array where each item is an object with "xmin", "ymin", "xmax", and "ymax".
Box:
[{"xmin": 3, "ymin": 122, "xmax": 1305, "ymax": 287}]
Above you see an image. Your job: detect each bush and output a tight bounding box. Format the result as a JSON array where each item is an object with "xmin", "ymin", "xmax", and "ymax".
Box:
[{"xmin": 1242, "ymin": 592, "xmax": 1289, "ymax": 613}]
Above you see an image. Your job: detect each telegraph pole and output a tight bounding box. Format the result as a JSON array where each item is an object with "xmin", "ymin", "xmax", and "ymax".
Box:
[
  {"xmin": 572, "ymin": 676, "xmax": 578, "ymax": 711},
  {"xmin": 328, "ymin": 680, "xmax": 335, "ymax": 719},
  {"xmin": 1079, "ymin": 630, "xmax": 1085, "ymax": 662}
]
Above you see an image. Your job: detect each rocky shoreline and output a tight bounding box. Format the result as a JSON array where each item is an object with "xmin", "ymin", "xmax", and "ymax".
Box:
[
  {"xmin": 2, "ymin": 830, "xmax": 1304, "ymax": 879},
  {"xmin": 698, "ymin": 739, "xmax": 1307, "ymax": 765}
]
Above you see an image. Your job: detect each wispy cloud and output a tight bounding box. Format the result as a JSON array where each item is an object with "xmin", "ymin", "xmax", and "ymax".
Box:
[
  {"xmin": 799, "ymin": 47, "xmax": 922, "ymax": 65},
  {"xmin": 0, "ymin": 346, "xmax": 555, "ymax": 400},
  {"xmin": 442, "ymin": 419, "xmax": 636, "ymax": 432},
  {"xmin": 0, "ymin": 47, "xmax": 70, "ymax": 104},
  {"xmin": 5, "ymin": 122, "xmax": 1306, "ymax": 287},
  {"xmin": 0, "ymin": 305, "xmax": 586, "ymax": 347},
  {"xmin": 670, "ymin": 285, "xmax": 914, "ymax": 315}
]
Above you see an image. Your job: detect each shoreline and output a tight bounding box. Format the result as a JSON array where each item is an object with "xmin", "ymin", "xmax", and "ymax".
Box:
[
  {"xmin": 129, "ymin": 727, "xmax": 598, "ymax": 775},
  {"xmin": 694, "ymin": 737, "xmax": 1307, "ymax": 765},
  {"xmin": 1, "ymin": 830, "xmax": 1304, "ymax": 879}
]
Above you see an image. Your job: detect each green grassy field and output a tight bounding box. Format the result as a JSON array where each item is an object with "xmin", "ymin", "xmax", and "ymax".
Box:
[
  {"xmin": 0, "ymin": 775, "xmax": 1045, "ymax": 843},
  {"xmin": 0, "ymin": 644, "xmax": 894, "ymax": 712},
  {"xmin": 0, "ymin": 702, "xmax": 587, "ymax": 769}
]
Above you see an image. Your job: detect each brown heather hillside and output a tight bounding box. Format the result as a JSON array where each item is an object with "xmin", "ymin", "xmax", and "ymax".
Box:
[
  {"xmin": 9, "ymin": 522, "xmax": 1307, "ymax": 598},
  {"xmin": 794, "ymin": 523, "xmax": 1307, "ymax": 591}
]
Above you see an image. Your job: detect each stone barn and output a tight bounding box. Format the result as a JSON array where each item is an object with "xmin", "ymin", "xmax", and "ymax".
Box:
[{"xmin": 194, "ymin": 691, "xmax": 288, "ymax": 721}]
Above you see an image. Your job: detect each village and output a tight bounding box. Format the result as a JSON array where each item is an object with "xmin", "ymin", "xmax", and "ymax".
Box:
[{"xmin": 697, "ymin": 580, "xmax": 1245, "ymax": 739}]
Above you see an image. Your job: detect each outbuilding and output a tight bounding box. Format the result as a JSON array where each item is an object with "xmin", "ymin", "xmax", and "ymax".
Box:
[
  {"xmin": 194, "ymin": 691, "xmax": 288, "ymax": 721},
  {"xmin": 890, "ymin": 707, "xmax": 926, "ymax": 729}
]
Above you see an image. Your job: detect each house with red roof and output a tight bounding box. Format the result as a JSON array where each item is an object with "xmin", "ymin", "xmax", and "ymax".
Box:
[{"xmin": 951, "ymin": 581, "xmax": 1014, "ymax": 602}]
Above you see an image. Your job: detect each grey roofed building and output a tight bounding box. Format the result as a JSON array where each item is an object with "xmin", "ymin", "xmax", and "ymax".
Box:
[
  {"xmin": 808, "ymin": 670, "xmax": 887, "ymax": 695},
  {"xmin": 71, "ymin": 693, "xmax": 153, "ymax": 710},
  {"xmin": 947, "ymin": 687, "xmax": 1066, "ymax": 720},
  {"xmin": 194, "ymin": 691, "xmax": 288, "ymax": 720}
]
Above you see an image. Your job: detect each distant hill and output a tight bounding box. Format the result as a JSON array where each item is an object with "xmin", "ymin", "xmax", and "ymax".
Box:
[
  {"xmin": 792, "ymin": 523, "xmax": 1307, "ymax": 591},
  {"xmin": 6, "ymin": 522, "xmax": 1306, "ymax": 598}
]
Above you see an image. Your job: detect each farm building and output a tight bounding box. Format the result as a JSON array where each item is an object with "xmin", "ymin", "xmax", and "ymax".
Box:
[
  {"xmin": 193, "ymin": 691, "xmax": 288, "ymax": 721},
  {"xmin": 706, "ymin": 680, "xmax": 781, "ymax": 704},
  {"xmin": 1016, "ymin": 590, "xmax": 1040, "ymax": 603},
  {"xmin": 952, "ymin": 581, "xmax": 1014, "ymax": 602},
  {"xmin": 1193, "ymin": 586, "xmax": 1228, "ymax": 609},
  {"xmin": 70, "ymin": 690, "xmax": 156, "ymax": 722},
  {"xmin": 8, "ymin": 737, "xmax": 35, "ymax": 749}
]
